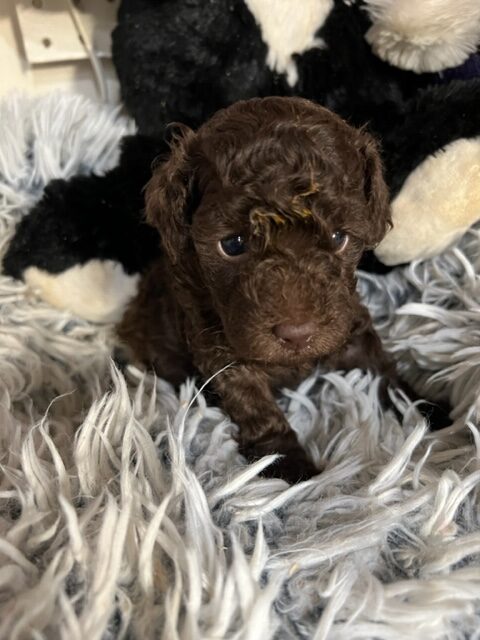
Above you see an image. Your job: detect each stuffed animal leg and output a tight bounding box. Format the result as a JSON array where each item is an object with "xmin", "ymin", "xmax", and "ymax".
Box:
[
  {"xmin": 2, "ymin": 135, "xmax": 163, "ymax": 322},
  {"xmin": 364, "ymin": 0, "xmax": 480, "ymax": 73},
  {"xmin": 375, "ymin": 80, "xmax": 480, "ymax": 265}
]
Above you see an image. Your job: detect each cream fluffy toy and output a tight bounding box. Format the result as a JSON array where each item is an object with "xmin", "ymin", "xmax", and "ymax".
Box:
[{"xmin": 364, "ymin": 0, "xmax": 480, "ymax": 73}]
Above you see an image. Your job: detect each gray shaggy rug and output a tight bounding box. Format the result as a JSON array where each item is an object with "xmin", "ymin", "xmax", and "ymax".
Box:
[{"xmin": 1, "ymin": 93, "xmax": 480, "ymax": 640}]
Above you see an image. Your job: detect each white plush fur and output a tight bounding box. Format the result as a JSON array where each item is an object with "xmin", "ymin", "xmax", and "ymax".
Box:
[
  {"xmin": 375, "ymin": 137, "xmax": 480, "ymax": 265},
  {"xmin": 245, "ymin": 0, "xmax": 333, "ymax": 85},
  {"xmin": 24, "ymin": 261, "xmax": 140, "ymax": 324},
  {"xmin": 365, "ymin": 0, "xmax": 480, "ymax": 72},
  {"xmin": 2, "ymin": 93, "xmax": 480, "ymax": 639}
]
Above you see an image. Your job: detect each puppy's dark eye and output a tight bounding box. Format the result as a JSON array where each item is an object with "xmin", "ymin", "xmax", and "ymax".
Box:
[
  {"xmin": 218, "ymin": 234, "xmax": 247, "ymax": 258},
  {"xmin": 331, "ymin": 230, "xmax": 349, "ymax": 253}
]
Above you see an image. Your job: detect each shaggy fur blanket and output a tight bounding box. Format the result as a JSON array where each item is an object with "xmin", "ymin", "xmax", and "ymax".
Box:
[{"xmin": 1, "ymin": 93, "xmax": 480, "ymax": 640}]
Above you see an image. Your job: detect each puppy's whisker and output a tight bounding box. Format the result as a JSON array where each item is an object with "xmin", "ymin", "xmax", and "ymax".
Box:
[{"xmin": 178, "ymin": 361, "xmax": 237, "ymax": 441}]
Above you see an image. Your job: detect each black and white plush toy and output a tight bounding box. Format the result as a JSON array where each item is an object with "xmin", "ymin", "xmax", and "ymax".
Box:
[
  {"xmin": 111, "ymin": 0, "xmax": 431, "ymax": 133},
  {"xmin": 3, "ymin": 0, "xmax": 480, "ymax": 319},
  {"xmin": 3, "ymin": 136, "xmax": 164, "ymax": 322}
]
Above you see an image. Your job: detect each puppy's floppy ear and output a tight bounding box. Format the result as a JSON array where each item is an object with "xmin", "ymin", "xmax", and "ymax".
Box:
[
  {"xmin": 358, "ymin": 132, "xmax": 392, "ymax": 248},
  {"xmin": 145, "ymin": 124, "xmax": 197, "ymax": 265}
]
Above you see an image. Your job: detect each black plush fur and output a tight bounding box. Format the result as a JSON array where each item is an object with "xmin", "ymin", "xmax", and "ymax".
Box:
[
  {"xmin": 111, "ymin": 0, "xmax": 281, "ymax": 134},
  {"xmin": 3, "ymin": 136, "xmax": 163, "ymax": 279}
]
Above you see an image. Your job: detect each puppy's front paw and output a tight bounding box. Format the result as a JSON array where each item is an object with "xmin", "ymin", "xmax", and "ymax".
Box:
[
  {"xmin": 240, "ymin": 431, "xmax": 321, "ymax": 484},
  {"xmin": 261, "ymin": 452, "xmax": 320, "ymax": 483}
]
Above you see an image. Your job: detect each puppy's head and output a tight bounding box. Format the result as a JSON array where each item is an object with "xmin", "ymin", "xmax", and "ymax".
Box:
[{"xmin": 147, "ymin": 97, "xmax": 391, "ymax": 365}]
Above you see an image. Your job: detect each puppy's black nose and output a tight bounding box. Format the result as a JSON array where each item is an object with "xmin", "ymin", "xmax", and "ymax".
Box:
[{"xmin": 274, "ymin": 321, "xmax": 315, "ymax": 349}]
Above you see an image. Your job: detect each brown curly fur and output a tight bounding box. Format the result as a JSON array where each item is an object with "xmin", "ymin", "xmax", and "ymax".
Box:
[{"xmin": 117, "ymin": 97, "xmax": 394, "ymax": 483}]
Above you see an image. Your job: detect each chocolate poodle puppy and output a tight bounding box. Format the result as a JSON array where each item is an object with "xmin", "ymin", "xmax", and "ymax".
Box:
[{"xmin": 118, "ymin": 96, "xmax": 394, "ymax": 482}]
